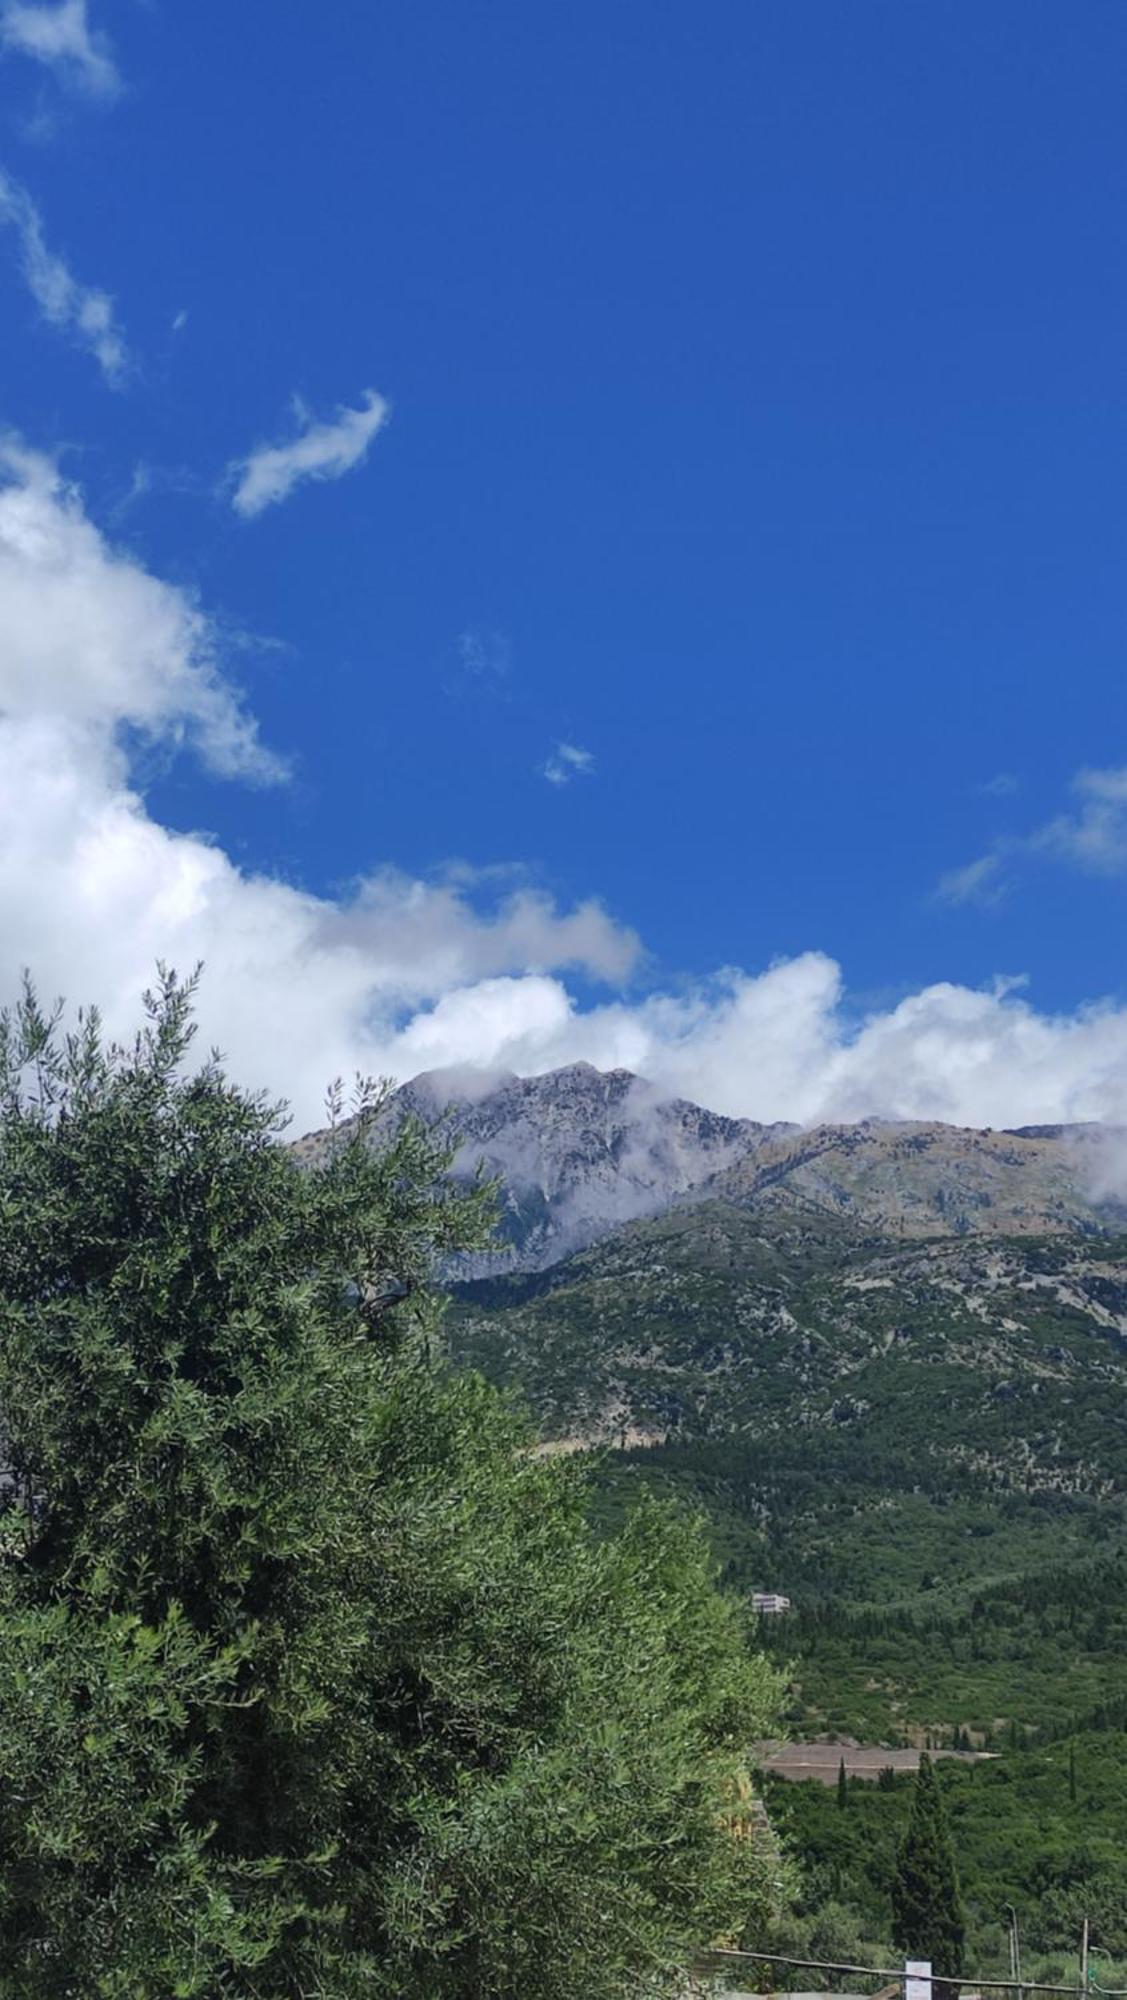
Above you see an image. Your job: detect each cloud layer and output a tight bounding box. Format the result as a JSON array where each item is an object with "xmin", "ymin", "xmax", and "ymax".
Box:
[
  {"xmin": 384, "ymin": 959, "xmax": 1127, "ymax": 1133},
  {"xmin": 2, "ymin": 441, "xmax": 1127, "ymax": 1136},
  {"xmin": 230, "ymin": 390, "xmax": 389, "ymax": 518},
  {"xmin": 0, "ymin": 0, "xmax": 117, "ymax": 96},
  {"xmin": 0, "ymin": 169, "xmax": 128, "ymax": 382}
]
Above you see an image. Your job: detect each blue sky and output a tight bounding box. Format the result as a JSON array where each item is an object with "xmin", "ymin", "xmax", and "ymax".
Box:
[{"xmin": 1, "ymin": 0, "xmax": 1126, "ymax": 1130}]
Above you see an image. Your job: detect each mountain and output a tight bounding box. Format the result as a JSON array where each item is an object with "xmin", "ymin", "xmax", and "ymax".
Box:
[
  {"xmin": 302, "ymin": 1062, "xmax": 1127, "ymax": 1755},
  {"xmin": 447, "ymin": 1200, "xmax": 1127, "ymax": 1620},
  {"xmin": 698, "ymin": 1116, "xmax": 1124, "ymax": 1237},
  {"xmin": 351, "ymin": 1065, "xmax": 1127, "ymax": 1949},
  {"xmin": 296, "ymin": 1061, "xmax": 789, "ymax": 1272},
  {"xmin": 293, "ymin": 1061, "xmax": 1127, "ymax": 1274},
  {"xmin": 448, "ymin": 1197, "xmax": 1127, "ymax": 1457}
]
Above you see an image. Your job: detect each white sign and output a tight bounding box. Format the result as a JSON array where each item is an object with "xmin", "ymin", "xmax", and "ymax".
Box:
[{"xmin": 906, "ymin": 1958, "xmax": 933, "ymax": 2000}]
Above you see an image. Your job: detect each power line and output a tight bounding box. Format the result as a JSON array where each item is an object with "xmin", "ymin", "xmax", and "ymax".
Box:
[{"xmin": 698, "ymin": 1947, "xmax": 1127, "ymax": 1996}]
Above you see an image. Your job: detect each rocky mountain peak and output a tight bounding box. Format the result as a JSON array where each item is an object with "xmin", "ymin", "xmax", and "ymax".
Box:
[{"xmin": 294, "ymin": 1063, "xmax": 1127, "ymax": 1276}]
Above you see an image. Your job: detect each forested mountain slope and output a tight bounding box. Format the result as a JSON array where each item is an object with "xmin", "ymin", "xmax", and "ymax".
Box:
[
  {"xmin": 450, "ymin": 1203, "xmax": 1127, "ymax": 1474},
  {"xmin": 448, "ymin": 1207, "xmax": 1127, "ymax": 1621},
  {"xmin": 303, "ymin": 1067, "xmax": 1127, "ymax": 1960},
  {"xmin": 307, "ymin": 1066, "xmax": 1127, "ymax": 1741}
]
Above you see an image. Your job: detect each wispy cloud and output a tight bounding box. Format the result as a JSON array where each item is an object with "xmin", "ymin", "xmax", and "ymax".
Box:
[
  {"xmin": 979, "ymin": 771, "xmax": 1019, "ymax": 798},
  {"xmin": 939, "ymin": 764, "xmax": 1127, "ymax": 907},
  {"xmin": 229, "ymin": 390, "xmax": 389, "ymax": 519},
  {"xmin": 442, "ymin": 628, "xmax": 513, "ymax": 704},
  {"xmin": 1034, "ymin": 766, "xmax": 1127, "ymax": 873},
  {"xmin": 544, "ymin": 741, "xmax": 594, "ymax": 787},
  {"xmin": 937, "ymin": 852, "xmax": 1007, "ymax": 909},
  {"xmin": 0, "ymin": 167, "xmax": 128, "ymax": 382},
  {"xmin": 0, "ymin": 0, "xmax": 118, "ymax": 97}
]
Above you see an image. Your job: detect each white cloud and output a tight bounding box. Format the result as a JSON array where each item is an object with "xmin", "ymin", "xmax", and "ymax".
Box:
[
  {"xmin": 544, "ymin": 741, "xmax": 594, "ymax": 786},
  {"xmin": 229, "ymin": 390, "xmax": 389, "ymax": 518},
  {"xmin": 939, "ymin": 765, "xmax": 1127, "ymax": 907},
  {"xmin": 2, "ymin": 438, "xmax": 1127, "ymax": 1137},
  {"xmin": 0, "ymin": 0, "xmax": 118, "ymax": 97},
  {"xmin": 304, "ymin": 953, "xmax": 1127, "ymax": 1134},
  {"xmin": 0, "ymin": 168, "xmax": 128, "ymax": 382},
  {"xmin": 0, "ymin": 442, "xmax": 278, "ymax": 778},
  {"xmin": 321, "ymin": 872, "xmax": 636, "ymax": 995},
  {"xmin": 379, "ymin": 957, "xmax": 1127, "ymax": 1132},
  {"xmin": 0, "ymin": 442, "xmax": 636, "ymax": 1127},
  {"xmin": 625, "ymin": 959, "xmax": 1127, "ymax": 1129}
]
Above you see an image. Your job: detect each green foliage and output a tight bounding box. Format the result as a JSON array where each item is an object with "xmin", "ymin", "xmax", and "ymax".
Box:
[
  {"xmin": 766, "ymin": 1901, "xmax": 887, "ymax": 1993},
  {"xmin": 450, "ymin": 1204, "xmax": 1127, "ymax": 1528},
  {"xmin": 756, "ymin": 1550, "xmax": 1127, "ymax": 1743},
  {"xmin": 444, "ymin": 1163, "xmax": 1127, "ymax": 1980},
  {"xmin": 0, "ymin": 972, "xmax": 783, "ymax": 1997},
  {"xmin": 890, "ymin": 1755, "xmax": 965, "ymax": 1981},
  {"xmin": 451, "ymin": 1197, "xmax": 1127, "ymax": 1765},
  {"xmin": 766, "ymin": 1732, "xmax": 1127, "ymax": 1973}
]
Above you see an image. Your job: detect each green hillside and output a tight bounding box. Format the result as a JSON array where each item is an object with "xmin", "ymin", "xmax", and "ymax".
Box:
[
  {"xmin": 449, "ymin": 1202, "xmax": 1127, "ymax": 1966},
  {"xmin": 449, "ymin": 1203, "xmax": 1127, "ymax": 1648}
]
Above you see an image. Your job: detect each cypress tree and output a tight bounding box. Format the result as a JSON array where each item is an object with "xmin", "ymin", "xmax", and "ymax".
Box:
[{"xmin": 891, "ymin": 1753, "xmax": 966, "ymax": 1997}]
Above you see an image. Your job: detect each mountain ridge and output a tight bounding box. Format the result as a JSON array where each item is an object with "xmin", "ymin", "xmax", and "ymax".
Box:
[{"xmin": 292, "ymin": 1061, "xmax": 1127, "ymax": 1273}]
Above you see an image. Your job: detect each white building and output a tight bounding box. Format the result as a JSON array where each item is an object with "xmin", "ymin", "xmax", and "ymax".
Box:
[{"xmin": 751, "ymin": 1592, "xmax": 792, "ymax": 1614}]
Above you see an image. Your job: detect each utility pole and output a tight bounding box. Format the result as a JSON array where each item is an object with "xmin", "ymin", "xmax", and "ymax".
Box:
[
  {"xmin": 1014, "ymin": 1907, "xmax": 1023, "ymax": 1996},
  {"xmin": 1004, "ymin": 1903, "xmax": 1022, "ymax": 2000},
  {"xmin": 1081, "ymin": 1917, "xmax": 1089, "ymax": 1993}
]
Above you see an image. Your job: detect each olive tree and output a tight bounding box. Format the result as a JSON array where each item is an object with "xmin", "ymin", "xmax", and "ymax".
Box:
[{"xmin": 0, "ymin": 970, "xmax": 782, "ymax": 1997}]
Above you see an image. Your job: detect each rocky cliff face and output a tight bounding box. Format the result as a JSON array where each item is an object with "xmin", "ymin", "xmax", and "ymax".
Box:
[
  {"xmin": 373, "ymin": 1063, "xmax": 788, "ymax": 1273},
  {"xmin": 294, "ymin": 1063, "xmax": 1127, "ymax": 1274}
]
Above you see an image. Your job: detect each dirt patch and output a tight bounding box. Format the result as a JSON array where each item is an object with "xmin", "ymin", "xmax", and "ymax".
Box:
[{"xmin": 753, "ymin": 1739, "xmax": 994, "ymax": 1783}]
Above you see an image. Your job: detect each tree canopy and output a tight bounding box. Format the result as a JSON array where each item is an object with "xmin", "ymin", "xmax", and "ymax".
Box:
[
  {"xmin": 891, "ymin": 1753, "xmax": 966, "ymax": 1987},
  {"xmin": 0, "ymin": 970, "xmax": 782, "ymax": 1997}
]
